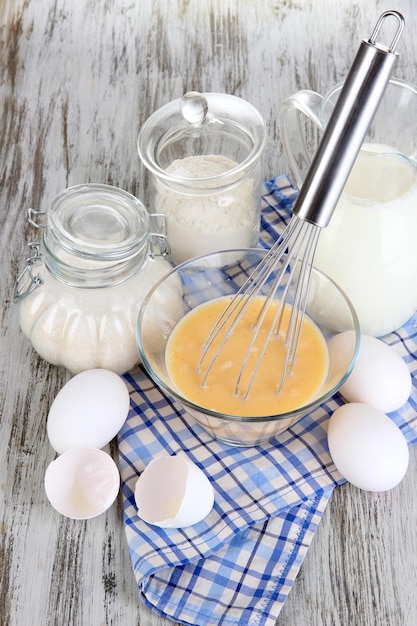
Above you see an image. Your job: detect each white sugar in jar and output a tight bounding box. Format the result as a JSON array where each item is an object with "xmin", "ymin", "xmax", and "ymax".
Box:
[
  {"xmin": 138, "ymin": 92, "xmax": 266, "ymax": 264},
  {"xmin": 14, "ymin": 184, "xmax": 173, "ymax": 374}
]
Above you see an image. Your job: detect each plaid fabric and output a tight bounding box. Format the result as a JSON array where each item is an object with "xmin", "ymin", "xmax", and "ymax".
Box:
[{"xmin": 118, "ymin": 175, "xmax": 417, "ymax": 626}]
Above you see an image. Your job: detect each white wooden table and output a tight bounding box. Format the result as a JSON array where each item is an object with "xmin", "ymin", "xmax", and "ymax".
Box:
[{"xmin": 1, "ymin": 1, "xmax": 417, "ymax": 624}]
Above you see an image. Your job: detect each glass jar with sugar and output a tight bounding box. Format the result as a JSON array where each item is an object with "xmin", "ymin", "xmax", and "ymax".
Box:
[
  {"xmin": 137, "ymin": 91, "xmax": 267, "ymax": 265},
  {"xmin": 13, "ymin": 183, "xmax": 173, "ymax": 374}
]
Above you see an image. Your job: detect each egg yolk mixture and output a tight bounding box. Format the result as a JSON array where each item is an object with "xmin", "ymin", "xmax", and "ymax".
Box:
[{"xmin": 165, "ymin": 296, "xmax": 329, "ymax": 417}]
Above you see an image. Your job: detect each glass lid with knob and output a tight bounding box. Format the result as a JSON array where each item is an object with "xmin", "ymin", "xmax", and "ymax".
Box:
[
  {"xmin": 137, "ymin": 91, "xmax": 267, "ymax": 189},
  {"xmin": 44, "ymin": 183, "xmax": 150, "ymax": 261}
]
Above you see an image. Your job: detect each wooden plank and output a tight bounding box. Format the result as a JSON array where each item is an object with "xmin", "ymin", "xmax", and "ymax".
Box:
[{"xmin": 1, "ymin": 1, "xmax": 416, "ymax": 624}]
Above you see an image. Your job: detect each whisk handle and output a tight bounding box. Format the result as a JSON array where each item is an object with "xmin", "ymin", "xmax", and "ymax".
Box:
[{"xmin": 292, "ymin": 10, "xmax": 404, "ymax": 228}]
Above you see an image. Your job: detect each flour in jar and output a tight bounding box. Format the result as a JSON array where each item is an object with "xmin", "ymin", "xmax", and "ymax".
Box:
[
  {"xmin": 18, "ymin": 256, "xmax": 179, "ymax": 374},
  {"xmin": 155, "ymin": 155, "xmax": 259, "ymax": 264}
]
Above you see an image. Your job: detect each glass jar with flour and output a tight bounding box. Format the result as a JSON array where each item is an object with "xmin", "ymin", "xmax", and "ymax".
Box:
[
  {"xmin": 137, "ymin": 91, "xmax": 267, "ymax": 264},
  {"xmin": 13, "ymin": 183, "xmax": 173, "ymax": 374}
]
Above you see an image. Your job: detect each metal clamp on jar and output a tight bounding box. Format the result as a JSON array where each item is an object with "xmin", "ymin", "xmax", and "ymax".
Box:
[
  {"xmin": 14, "ymin": 183, "xmax": 173, "ymax": 374},
  {"xmin": 137, "ymin": 91, "xmax": 267, "ymax": 265}
]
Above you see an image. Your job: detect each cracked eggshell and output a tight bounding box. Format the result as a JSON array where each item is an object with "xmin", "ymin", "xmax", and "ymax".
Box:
[
  {"xmin": 44, "ymin": 447, "xmax": 120, "ymax": 519},
  {"xmin": 47, "ymin": 369, "xmax": 130, "ymax": 454},
  {"xmin": 134, "ymin": 454, "xmax": 214, "ymax": 528}
]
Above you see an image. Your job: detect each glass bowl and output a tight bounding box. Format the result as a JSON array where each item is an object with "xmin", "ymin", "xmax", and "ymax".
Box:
[{"xmin": 136, "ymin": 248, "xmax": 361, "ymax": 446}]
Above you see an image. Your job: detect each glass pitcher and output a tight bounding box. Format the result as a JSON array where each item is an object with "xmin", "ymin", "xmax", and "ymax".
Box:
[{"xmin": 279, "ymin": 77, "xmax": 417, "ymax": 336}]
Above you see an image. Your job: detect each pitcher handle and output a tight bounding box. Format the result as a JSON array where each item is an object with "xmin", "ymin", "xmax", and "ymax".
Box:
[{"xmin": 279, "ymin": 90, "xmax": 326, "ymax": 188}]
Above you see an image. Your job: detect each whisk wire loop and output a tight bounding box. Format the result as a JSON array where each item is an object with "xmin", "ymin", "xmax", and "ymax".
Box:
[
  {"xmin": 237, "ymin": 218, "xmax": 321, "ymax": 398},
  {"xmin": 280, "ymin": 221, "xmax": 321, "ymax": 390},
  {"xmin": 197, "ymin": 216, "xmax": 300, "ymax": 387},
  {"xmin": 198, "ymin": 214, "xmax": 321, "ymax": 398}
]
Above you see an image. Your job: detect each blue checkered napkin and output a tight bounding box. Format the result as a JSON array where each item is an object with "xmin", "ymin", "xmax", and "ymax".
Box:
[{"xmin": 118, "ymin": 175, "xmax": 417, "ymax": 626}]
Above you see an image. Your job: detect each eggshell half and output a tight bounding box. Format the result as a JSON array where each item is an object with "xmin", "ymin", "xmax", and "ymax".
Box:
[
  {"xmin": 47, "ymin": 369, "xmax": 130, "ymax": 453},
  {"xmin": 44, "ymin": 447, "xmax": 120, "ymax": 519},
  {"xmin": 134, "ymin": 454, "xmax": 214, "ymax": 528},
  {"xmin": 328, "ymin": 403, "xmax": 409, "ymax": 492},
  {"xmin": 329, "ymin": 332, "xmax": 411, "ymax": 412}
]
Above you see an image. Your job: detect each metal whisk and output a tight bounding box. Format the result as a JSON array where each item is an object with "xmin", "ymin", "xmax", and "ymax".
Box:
[{"xmin": 198, "ymin": 10, "xmax": 405, "ymax": 398}]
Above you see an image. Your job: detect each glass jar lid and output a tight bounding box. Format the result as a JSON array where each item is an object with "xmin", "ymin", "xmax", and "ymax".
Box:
[
  {"xmin": 137, "ymin": 91, "xmax": 266, "ymax": 186},
  {"xmin": 47, "ymin": 183, "xmax": 150, "ymax": 262}
]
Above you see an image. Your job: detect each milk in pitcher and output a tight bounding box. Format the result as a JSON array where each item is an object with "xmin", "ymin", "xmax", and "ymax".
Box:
[{"xmin": 314, "ymin": 143, "xmax": 417, "ymax": 336}]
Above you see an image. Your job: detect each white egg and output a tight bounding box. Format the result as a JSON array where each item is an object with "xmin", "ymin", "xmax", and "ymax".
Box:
[
  {"xmin": 134, "ymin": 454, "xmax": 214, "ymax": 528},
  {"xmin": 44, "ymin": 447, "xmax": 120, "ymax": 519},
  {"xmin": 328, "ymin": 403, "xmax": 409, "ymax": 492},
  {"xmin": 47, "ymin": 369, "xmax": 130, "ymax": 454},
  {"xmin": 328, "ymin": 331, "xmax": 411, "ymax": 412}
]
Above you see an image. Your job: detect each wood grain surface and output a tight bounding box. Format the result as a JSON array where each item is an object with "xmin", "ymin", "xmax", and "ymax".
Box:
[{"xmin": 1, "ymin": 1, "xmax": 417, "ymax": 624}]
